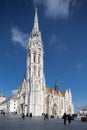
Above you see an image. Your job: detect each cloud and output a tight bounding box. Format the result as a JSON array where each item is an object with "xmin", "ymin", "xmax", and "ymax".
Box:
[
  {"xmin": 33, "ymin": 0, "xmax": 85, "ymax": 19},
  {"xmin": 76, "ymin": 63, "xmax": 83, "ymax": 70},
  {"xmin": 11, "ymin": 26, "xmax": 29, "ymax": 48},
  {"xmin": 50, "ymin": 34, "xmax": 68, "ymax": 51},
  {"xmin": 11, "ymin": 89, "xmax": 18, "ymax": 95}
]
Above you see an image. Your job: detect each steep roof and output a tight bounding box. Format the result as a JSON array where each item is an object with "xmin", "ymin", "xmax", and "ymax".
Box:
[
  {"xmin": 46, "ymin": 87, "xmax": 52, "ymax": 93},
  {"xmin": 46, "ymin": 87, "xmax": 66, "ymax": 97},
  {"xmin": 10, "ymin": 94, "xmax": 17, "ymax": 100},
  {"xmin": 61, "ymin": 91, "xmax": 66, "ymax": 96}
]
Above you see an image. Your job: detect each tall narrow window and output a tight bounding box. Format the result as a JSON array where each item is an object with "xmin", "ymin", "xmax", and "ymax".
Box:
[
  {"xmin": 61, "ymin": 99, "xmax": 63, "ymax": 110},
  {"xmin": 33, "ymin": 53, "xmax": 35, "ymax": 63},
  {"xmin": 38, "ymin": 68, "xmax": 40, "ymax": 77},
  {"xmin": 34, "ymin": 66, "xmax": 36, "ymax": 76},
  {"xmin": 38, "ymin": 54, "xmax": 40, "ymax": 64}
]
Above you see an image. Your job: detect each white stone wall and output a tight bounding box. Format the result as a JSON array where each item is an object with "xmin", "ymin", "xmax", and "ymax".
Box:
[
  {"xmin": 45, "ymin": 89, "xmax": 74, "ymax": 117},
  {"xmin": 7, "ymin": 99, "xmax": 17, "ymax": 113},
  {"xmin": 17, "ymin": 79, "xmax": 26, "ymax": 115},
  {"xmin": 0, "ymin": 101, "xmax": 7, "ymax": 113}
]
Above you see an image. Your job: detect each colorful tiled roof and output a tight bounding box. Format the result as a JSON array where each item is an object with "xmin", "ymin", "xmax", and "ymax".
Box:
[
  {"xmin": 61, "ymin": 91, "xmax": 66, "ymax": 96},
  {"xmin": 45, "ymin": 87, "xmax": 66, "ymax": 97},
  {"xmin": 46, "ymin": 87, "xmax": 52, "ymax": 93}
]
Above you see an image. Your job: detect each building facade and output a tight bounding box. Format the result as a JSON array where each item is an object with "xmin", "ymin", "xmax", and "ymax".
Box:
[
  {"xmin": 17, "ymin": 8, "xmax": 74, "ymax": 117},
  {"xmin": 7, "ymin": 95, "xmax": 17, "ymax": 114},
  {"xmin": 17, "ymin": 78, "xmax": 26, "ymax": 114},
  {"xmin": 0, "ymin": 95, "xmax": 17, "ymax": 114}
]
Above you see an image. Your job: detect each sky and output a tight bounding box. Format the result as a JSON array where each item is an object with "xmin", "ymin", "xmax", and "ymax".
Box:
[{"xmin": 0, "ymin": 0, "xmax": 87, "ymax": 111}]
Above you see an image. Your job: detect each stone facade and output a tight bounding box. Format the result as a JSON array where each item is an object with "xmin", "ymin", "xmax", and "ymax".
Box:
[
  {"xmin": 7, "ymin": 95, "xmax": 17, "ymax": 114},
  {"xmin": 17, "ymin": 8, "xmax": 74, "ymax": 117},
  {"xmin": 17, "ymin": 78, "xmax": 26, "ymax": 114}
]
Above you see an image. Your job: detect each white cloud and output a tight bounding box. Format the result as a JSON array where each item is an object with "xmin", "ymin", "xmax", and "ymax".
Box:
[
  {"xmin": 11, "ymin": 89, "xmax": 18, "ymax": 95},
  {"xmin": 50, "ymin": 34, "xmax": 61, "ymax": 44},
  {"xmin": 76, "ymin": 63, "xmax": 83, "ymax": 70},
  {"xmin": 50, "ymin": 34, "xmax": 68, "ymax": 51},
  {"xmin": 33, "ymin": 0, "xmax": 84, "ymax": 19},
  {"xmin": 11, "ymin": 26, "xmax": 29, "ymax": 48}
]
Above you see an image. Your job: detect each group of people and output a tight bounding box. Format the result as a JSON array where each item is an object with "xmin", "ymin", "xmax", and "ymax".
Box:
[
  {"xmin": 21, "ymin": 112, "xmax": 72, "ymax": 125},
  {"xmin": 42, "ymin": 113, "xmax": 49, "ymax": 120},
  {"xmin": 63, "ymin": 113, "xmax": 72, "ymax": 125},
  {"xmin": 21, "ymin": 112, "xmax": 32, "ymax": 119},
  {"xmin": 44, "ymin": 113, "xmax": 49, "ymax": 120}
]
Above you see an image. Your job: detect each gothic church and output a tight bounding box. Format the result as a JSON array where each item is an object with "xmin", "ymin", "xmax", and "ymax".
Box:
[{"xmin": 17, "ymin": 8, "xmax": 74, "ymax": 117}]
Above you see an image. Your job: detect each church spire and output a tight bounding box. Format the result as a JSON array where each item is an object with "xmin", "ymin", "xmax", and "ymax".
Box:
[
  {"xmin": 33, "ymin": 7, "xmax": 39, "ymax": 32},
  {"xmin": 54, "ymin": 81, "xmax": 58, "ymax": 91}
]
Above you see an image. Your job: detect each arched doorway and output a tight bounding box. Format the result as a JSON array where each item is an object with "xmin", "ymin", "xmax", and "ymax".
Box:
[{"xmin": 52, "ymin": 103, "xmax": 57, "ymax": 116}]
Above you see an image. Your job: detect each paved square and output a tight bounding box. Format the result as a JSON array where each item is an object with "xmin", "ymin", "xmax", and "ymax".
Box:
[{"xmin": 0, "ymin": 114, "xmax": 87, "ymax": 130}]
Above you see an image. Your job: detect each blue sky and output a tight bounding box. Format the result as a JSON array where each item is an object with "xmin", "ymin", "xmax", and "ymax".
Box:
[{"xmin": 0, "ymin": 0, "xmax": 87, "ymax": 111}]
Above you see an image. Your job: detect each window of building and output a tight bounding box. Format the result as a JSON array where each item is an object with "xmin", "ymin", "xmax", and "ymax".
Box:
[
  {"xmin": 38, "ymin": 54, "xmax": 40, "ymax": 64},
  {"xmin": 34, "ymin": 66, "xmax": 36, "ymax": 76},
  {"xmin": 38, "ymin": 68, "xmax": 40, "ymax": 77},
  {"xmin": 33, "ymin": 53, "xmax": 36, "ymax": 63},
  {"xmin": 61, "ymin": 99, "xmax": 63, "ymax": 110}
]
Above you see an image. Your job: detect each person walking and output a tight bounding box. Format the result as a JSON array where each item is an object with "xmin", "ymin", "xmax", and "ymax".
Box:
[
  {"xmin": 44, "ymin": 113, "xmax": 49, "ymax": 120},
  {"xmin": 68, "ymin": 114, "xmax": 71, "ymax": 124},
  {"xmin": 22, "ymin": 113, "xmax": 25, "ymax": 119},
  {"xmin": 63, "ymin": 113, "xmax": 67, "ymax": 125},
  {"xmin": 30, "ymin": 113, "xmax": 32, "ymax": 119}
]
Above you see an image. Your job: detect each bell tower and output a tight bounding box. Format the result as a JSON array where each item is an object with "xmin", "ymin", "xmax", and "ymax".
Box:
[{"xmin": 26, "ymin": 8, "xmax": 45, "ymax": 116}]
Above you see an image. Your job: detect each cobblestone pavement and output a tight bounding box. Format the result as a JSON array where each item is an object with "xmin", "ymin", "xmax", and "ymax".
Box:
[{"xmin": 0, "ymin": 114, "xmax": 87, "ymax": 130}]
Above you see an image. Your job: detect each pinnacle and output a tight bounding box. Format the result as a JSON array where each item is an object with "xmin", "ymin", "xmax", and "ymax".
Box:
[{"xmin": 33, "ymin": 7, "xmax": 39, "ymax": 32}]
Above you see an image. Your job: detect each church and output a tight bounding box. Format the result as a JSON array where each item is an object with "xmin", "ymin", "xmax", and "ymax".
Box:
[{"xmin": 17, "ymin": 8, "xmax": 74, "ymax": 117}]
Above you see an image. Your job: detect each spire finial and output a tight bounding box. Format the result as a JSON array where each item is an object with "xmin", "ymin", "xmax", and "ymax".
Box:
[
  {"xmin": 35, "ymin": 7, "xmax": 38, "ymax": 13},
  {"xmin": 33, "ymin": 7, "xmax": 39, "ymax": 32},
  {"xmin": 54, "ymin": 81, "xmax": 58, "ymax": 91}
]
